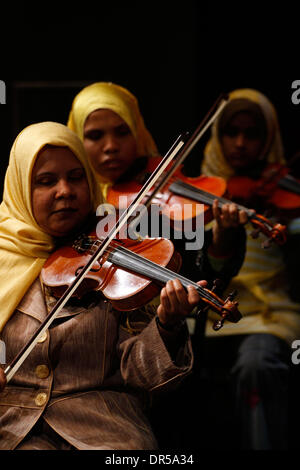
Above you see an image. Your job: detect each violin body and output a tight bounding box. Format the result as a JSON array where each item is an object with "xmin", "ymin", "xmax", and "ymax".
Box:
[{"xmin": 41, "ymin": 230, "xmax": 181, "ymax": 311}]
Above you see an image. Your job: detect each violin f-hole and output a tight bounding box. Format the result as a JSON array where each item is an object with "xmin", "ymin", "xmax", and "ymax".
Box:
[{"xmin": 75, "ymin": 262, "xmax": 102, "ymax": 276}]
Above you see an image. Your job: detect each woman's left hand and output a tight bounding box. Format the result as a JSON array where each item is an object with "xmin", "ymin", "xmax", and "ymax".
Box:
[{"xmin": 156, "ymin": 279, "xmax": 207, "ymax": 329}]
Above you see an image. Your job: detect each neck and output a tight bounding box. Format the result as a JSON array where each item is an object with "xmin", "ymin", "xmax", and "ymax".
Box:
[
  {"xmin": 116, "ymin": 156, "xmax": 149, "ymax": 184},
  {"xmin": 234, "ymin": 160, "xmax": 267, "ymax": 179},
  {"xmin": 54, "ymin": 213, "xmax": 97, "ymax": 248}
]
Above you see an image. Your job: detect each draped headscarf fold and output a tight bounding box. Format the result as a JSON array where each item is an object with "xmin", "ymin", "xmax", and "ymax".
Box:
[
  {"xmin": 201, "ymin": 88, "xmax": 285, "ymax": 179},
  {"xmin": 0, "ymin": 121, "xmax": 103, "ymax": 332},
  {"xmin": 67, "ymin": 82, "xmax": 158, "ymax": 158}
]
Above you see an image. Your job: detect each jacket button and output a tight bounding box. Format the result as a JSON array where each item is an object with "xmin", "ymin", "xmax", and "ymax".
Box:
[
  {"xmin": 35, "ymin": 392, "xmax": 47, "ymax": 406},
  {"xmin": 37, "ymin": 331, "xmax": 48, "ymax": 343},
  {"xmin": 35, "ymin": 365, "xmax": 50, "ymax": 379}
]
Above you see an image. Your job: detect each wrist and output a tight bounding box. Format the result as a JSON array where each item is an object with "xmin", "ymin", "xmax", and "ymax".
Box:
[{"xmin": 156, "ymin": 316, "xmax": 186, "ymax": 333}]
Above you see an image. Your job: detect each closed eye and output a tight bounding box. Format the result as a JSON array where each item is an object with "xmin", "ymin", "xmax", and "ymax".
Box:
[
  {"xmin": 34, "ymin": 174, "xmax": 57, "ymax": 186},
  {"xmin": 68, "ymin": 169, "xmax": 86, "ymax": 181}
]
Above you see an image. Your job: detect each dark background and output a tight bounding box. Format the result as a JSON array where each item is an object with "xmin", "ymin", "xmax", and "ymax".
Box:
[
  {"xmin": 1, "ymin": 2, "xmax": 300, "ymax": 455},
  {"xmin": 1, "ymin": 2, "xmax": 300, "ymax": 196}
]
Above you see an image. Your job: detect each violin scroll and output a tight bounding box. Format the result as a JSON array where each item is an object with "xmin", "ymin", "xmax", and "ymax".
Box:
[
  {"xmin": 211, "ymin": 289, "xmax": 240, "ymax": 331},
  {"xmin": 249, "ymin": 213, "xmax": 287, "ymax": 248},
  {"xmin": 195, "ymin": 284, "xmax": 241, "ymax": 331}
]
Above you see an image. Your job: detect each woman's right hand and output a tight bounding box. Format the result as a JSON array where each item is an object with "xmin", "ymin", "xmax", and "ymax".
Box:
[{"xmin": 0, "ymin": 367, "xmax": 6, "ymax": 392}]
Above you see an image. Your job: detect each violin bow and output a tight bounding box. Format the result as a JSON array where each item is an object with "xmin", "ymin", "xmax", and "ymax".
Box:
[{"xmin": 4, "ymin": 134, "xmax": 187, "ymax": 382}]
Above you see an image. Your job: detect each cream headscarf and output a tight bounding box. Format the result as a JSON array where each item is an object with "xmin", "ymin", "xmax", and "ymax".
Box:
[
  {"xmin": 67, "ymin": 82, "xmax": 158, "ymax": 158},
  {"xmin": 201, "ymin": 88, "xmax": 285, "ymax": 179},
  {"xmin": 0, "ymin": 121, "xmax": 103, "ymax": 332}
]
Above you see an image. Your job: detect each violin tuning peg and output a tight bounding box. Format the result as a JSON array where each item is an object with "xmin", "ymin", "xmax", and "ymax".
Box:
[
  {"xmin": 212, "ymin": 318, "xmax": 225, "ymax": 331},
  {"xmin": 227, "ymin": 290, "xmax": 237, "ymax": 301},
  {"xmin": 211, "ymin": 279, "xmax": 222, "ymax": 293}
]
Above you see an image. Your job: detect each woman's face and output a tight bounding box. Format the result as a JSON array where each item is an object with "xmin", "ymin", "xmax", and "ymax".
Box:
[
  {"xmin": 83, "ymin": 109, "xmax": 138, "ymax": 182},
  {"xmin": 220, "ymin": 112, "xmax": 266, "ymax": 170},
  {"xmin": 31, "ymin": 146, "xmax": 91, "ymax": 237}
]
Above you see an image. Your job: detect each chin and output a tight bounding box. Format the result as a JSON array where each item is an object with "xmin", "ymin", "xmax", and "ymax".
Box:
[
  {"xmin": 49, "ymin": 224, "xmax": 79, "ymax": 238},
  {"xmin": 104, "ymin": 171, "xmax": 124, "ymax": 183},
  {"xmin": 228, "ymin": 157, "xmax": 245, "ymax": 167}
]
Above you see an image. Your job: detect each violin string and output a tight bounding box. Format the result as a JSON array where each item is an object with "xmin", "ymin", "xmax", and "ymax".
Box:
[
  {"xmin": 90, "ymin": 236, "xmax": 223, "ymax": 308},
  {"xmin": 168, "ymin": 179, "xmax": 277, "ymax": 231},
  {"xmin": 169, "ymin": 180, "xmax": 254, "ymax": 215},
  {"xmin": 71, "ymin": 236, "xmax": 222, "ymax": 308},
  {"xmin": 105, "ymin": 244, "xmax": 222, "ymax": 309}
]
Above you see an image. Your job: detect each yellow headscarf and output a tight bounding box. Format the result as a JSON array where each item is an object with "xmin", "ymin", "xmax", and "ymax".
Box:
[
  {"xmin": 0, "ymin": 121, "xmax": 103, "ymax": 332},
  {"xmin": 67, "ymin": 82, "xmax": 158, "ymax": 158},
  {"xmin": 201, "ymin": 88, "xmax": 285, "ymax": 179}
]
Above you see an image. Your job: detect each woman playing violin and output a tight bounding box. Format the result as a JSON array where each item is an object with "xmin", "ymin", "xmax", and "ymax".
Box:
[
  {"xmin": 0, "ymin": 122, "xmax": 206, "ymax": 450},
  {"xmin": 201, "ymin": 88, "xmax": 300, "ymax": 450}
]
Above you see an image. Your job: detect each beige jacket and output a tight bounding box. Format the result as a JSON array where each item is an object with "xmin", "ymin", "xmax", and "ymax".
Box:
[{"xmin": 0, "ymin": 279, "xmax": 193, "ymax": 450}]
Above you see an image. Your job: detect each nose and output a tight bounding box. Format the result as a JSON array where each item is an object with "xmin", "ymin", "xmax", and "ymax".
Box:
[
  {"xmin": 102, "ymin": 134, "xmax": 119, "ymax": 153},
  {"xmin": 235, "ymin": 132, "xmax": 246, "ymax": 148},
  {"xmin": 55, "ymin": 178, "xmax": 74, "ymax": 198}
]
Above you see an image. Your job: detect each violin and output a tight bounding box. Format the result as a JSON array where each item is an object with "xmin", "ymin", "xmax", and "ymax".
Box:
[
  {"xmin": 107, "ymin": 156, "xmax": 227, "ymax": 227},
  {"xmin": 107, "ymin": 158, "xmax": 287, "ymax": 249},
  {"xmin": 227, "ymin": 163, "xmax": 300, "ymax": 220},
  {"xmin": 41, "ymin": 228, "xmax": 182, "ymax": 311},
  {"xmin": 168, "ymin": 179, "xmax": 287, "ymax": 248}
]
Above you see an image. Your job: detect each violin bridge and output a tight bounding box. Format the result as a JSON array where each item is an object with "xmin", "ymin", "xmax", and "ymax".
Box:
[{"xmin": 72, "ymin": 234, "xmax": 95, "ymax": 254}]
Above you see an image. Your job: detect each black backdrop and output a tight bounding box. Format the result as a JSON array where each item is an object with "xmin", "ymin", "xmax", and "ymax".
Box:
[
  {"xmin": 1, "ymin": 2, "xmax": 300, "ymax": 193},
  {"xmin": 0, "ymin": 1, "xmax": 300, "ymax": 458}
]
